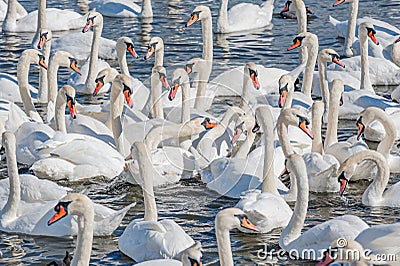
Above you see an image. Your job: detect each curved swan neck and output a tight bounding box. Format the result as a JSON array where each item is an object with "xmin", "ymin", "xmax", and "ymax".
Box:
[
  {"xmin": 17, "ymin": 52, "xmax": 43, "ymax": 123},
  {"xmin": 284, "ymin": 83, "xmax": 295, "ymax": 109},
  {"xmin": 279, "ymin": 155, "xmax": 309, "ymax": 248},
  {"xmin": 344, "ymin": 0, "xmax": 358, "ymax": 57},
  {"xmin": 201, "ymin": 14, "xmax": 213, "ymax": 62},
  {"xmin": 85, "ymin": 21, "xmax": 103, "ymax": 92},
  {"xmin": 257, "ymin": 107, "xmax": 279, "ymax": 194},
  {"xmin": 117, "ymin": 47, "xmax": 130, "ymax": 77},
  {"xmin": 141, "ymin": 0, "xmax": 153, "ymax": 17},
  {"xmin": 181, "ymin": 82, "xmax": 191, "ymax": 124},
  {"xmin": 72, "ymin": 201, "xmax": 94, "ymax": 266},
  {"xmin": 233, "ymin": 130, "xmax": 256, "ymax": 159},
  {"xmin": 47, "ymin": 53, "xmax": 65, "ymax": 104},
  {"xmin": 134, "ymin": 142, "xmax": 158, "ymax": 221},
  {"xmin": 277, "ymin": 118, "xmax": 294, "ymax": 157},
  {"xmin": 150, "ymin": 72, "xmax": 164, "ymax": 119},
  {"xmin": 1, "ymin": 134, "xmax": 20, "ymax": 224},
  {"xmin": 302, "ymin": 35, "xmax": 319, "ymax": 98},
  {"xmin": 359, "ymin": 25, "xmax": 374, "ymax": 92},
  {"xmin": 215, "ymin": 221, "xmax": 234, "ymax": 266},
  {"xmin": 373, "ymin": 111, "xmax": 396, "ymax": 157},
  {"xmin": 55, "ymin": 92, "xmax": 67, "ymax": 133},
  {"xmin": 217, "ymin": 0, "xmax": 229, "ymax": 34},
  {"xmin": 324, "ymin": 80, "xmax": 343, "ymax": 149},
  {"xmin": 311, "ymin": 101, "xmax": 324, "ymax": 155}
]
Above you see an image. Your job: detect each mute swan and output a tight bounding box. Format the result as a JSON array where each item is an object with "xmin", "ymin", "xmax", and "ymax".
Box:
[
  {"xmin": 280, "ymin": 0, "xmax": 308, "ymax": 63},
  {"xmin": 331, "ymin": 0, "xmax": 400, "ymax": 59},
  {"xmin": 36, "ymin": 28, "xmax": 52, "ymax": 103},
  {"xmin": 119, "ymin": 142, "xmax": 195, "ymax": 262},
  {"xmin": 0, "ymin": 49, "xmax": 46, "ymax": 119},
  {"xmin": 185, "ymin": 58, "xmax": 213, "ymax": 110},
  {"xmin": 135, "ymin": 242, "xmax": 203, "ymax": 266},
  {"xmin": 356, "ymin": 107, "xmax": 400, "ymax": 174},
  {"xmin": 47, "ymin": 51, "xmax": 82, "ymax": 123},
  {"xmin": 215, "ymin": 208, "xmax": 259, "ymax": 266},
  {"xmin": 90, "ymin": 0, "xmax": 153, "ymax": 18},
  {"xmin": 20, "ymin": 86, "xmax": 124, "ymax": 181},
  {"xmin": 215, "ymin": 0, "xmax": 274, "ymax": 34},
  {"xmin": 67, "ymin": 12, "xmax": 111, "ymax": 95},
  {"xmin": 0, "ymin": 132, "xmax": 134, "ymax": 237},
  {"xmin": 0, "ymin": 0, "xmax": 26, "ymax": 22},
  {"xmin": 235, "ymin": 106, "xmax": 293, "ymax": 233},
  {"xmin": 279, "ymin": 153, "xmax": 369, "ymax": 260},
  {"xmin": 2, "ymin": 0, "xmax": 86, "ymax": 32},
  {"xmin": 287, "ymin": 32, "xmax": 318, "ymax": 98},
  {"xmin": 338, "ymin": 150, "xmax": 400, "ymax": 207}
]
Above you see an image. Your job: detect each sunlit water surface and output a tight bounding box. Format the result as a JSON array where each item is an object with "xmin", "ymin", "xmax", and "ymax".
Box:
[{"xmin": 0, "ymin": 0, "xmax": 399, "ymax": 265}]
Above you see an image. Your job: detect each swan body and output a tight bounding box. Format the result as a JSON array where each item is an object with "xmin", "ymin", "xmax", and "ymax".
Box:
[
  {"xmin": 0, "ymin": 99, "xmax": 29, "ymax": 134},
  {"xmin": 216, "ymin": 0, "xmax": 274, "ymax": 34},
  {"xmin": 2, "ymin": 0, "xmax": 86, "ymax": 32},
  {"xmin": 90, "ymin": 0, "xmax": 153, "ymax": 18},
  {"xmin": 0, "ymin": 73, "xmax": 36, "ymax": 103},
  {"xmin": 0, "ymin": 0, "xmax": 26, "ymax": 22}
]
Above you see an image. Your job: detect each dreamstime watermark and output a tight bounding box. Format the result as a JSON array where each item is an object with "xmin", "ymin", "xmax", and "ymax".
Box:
[{"xmin": 256, "ymin": 238, "xmax": 398, "ymax": 263}]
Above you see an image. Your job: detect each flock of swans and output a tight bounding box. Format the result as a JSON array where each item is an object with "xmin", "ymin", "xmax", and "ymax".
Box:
[{"xmin": 0, "ymin": 0, "xmax": 399, "ymax": 265}]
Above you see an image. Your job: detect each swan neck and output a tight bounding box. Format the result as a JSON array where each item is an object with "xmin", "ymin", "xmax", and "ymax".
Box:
[
  {"xmin": 302, "ymin": 37, "xmax": 318, "ymax": 98},
  {"xmin": 324, "ymin": 89, "xmax": 340, "ymax": 150},
  {"xmin": 217, "ymin": 0, "xmax": 229, "ymax": 33},
  {"xmin": 1, "ymin": 139, "xmax": 20, "ymax": 223},
  {"xmin": 48, "ymin": 56, "xmax": 61, "ymax": 104},
  {"xmin": 193, "ymin": 64, "xmax": 212, "ymax": 110},
  {"xmin": 277, "ymin": 120, "xmax": 294, "ymax": 157},
  {"xmin": 359, "ymin": 27, "xmax": 373, "ymax": 91},
  {"xmin": 296, "ymin": 1, "xmax": 307, "ymax": 33},
  {"xmin": 363, "ymin": 156, "xmax": 390, "ymax": 205},
  {"xmin": 38, "ymin": 0, "xmax": 47, "ymax": 30},
  {"xmin": 318, "ymin": 57, "xmax": 329, "ymax": 117},
  {"xmin": 85, "ymin": 24, "xmax": 103, "ymax": 93},
  {"xmin": 181, "ymin": 83, "xmax": 191, "ymax": 124},
  {"xmin": 117, "ymin": 48, "xmax": 130, "ymax": 77},
  {"xmin": 233, "ymin": 131, "xmax": 256, "ymax": 159},
  {"xmin": 344, "ymin": 0, "xmax": 358, "ymax": 56},
  {"xmin": 283, "ymin": 83, "xmax": 294, "ymax": 109},
  {"xmin": 215, "ymin": 227, "xmax": 234, "ymax": 266},
  {"xmin": 240, "ymin": 68, "xmax": 252, "ymax": 111},
  {"xmin": 280, "ymin": 157, "xmax": 309, "ymax": 248},
  {"xmin": 55, "ymin": 93, "xmax": 67, "ymax": 133},
  {"xmin": 38, "ymin": 39, "xmax": 50, "ymax": 103},
  {"xmin": 311, "ymin": 106, "xmax": 324, "ymax": 155},
  {"xmin": 3, "ymin": 0, "xmax": 17, "ymax": 30},
  {"xmin": 72, "ymin": 205, "xmax": 94, "ymax": 266},
  {"xmin": 154, "ymin": 47, "xmax": 164, "ymax": 67},
  {"xmin": 110, "ymin": 84, "xmax": 124, "ymax": 153},
  {"xmin": 141, "ymin": 0, "xmax": 153, "ymax": 17},
  {"xmin": 151, "ymin": 74, "xmax": 164, "ymax": 119},
  {"xmin": 202, "ymin": 16, "xmax": 213, "ymax": 62},
  {"xmin": 374, "ymin": 113, "xmax": 396, "ymax": 157}
]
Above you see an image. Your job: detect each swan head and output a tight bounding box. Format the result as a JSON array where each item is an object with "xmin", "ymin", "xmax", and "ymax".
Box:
[
  {"xmin": 215, "ymin": 208, "xmax": 259, "ymax": 233},
  {"xmin": 319, "ymin": 49, "xmax": 345, "ymax": 68},
  {"xmin": 37, "ymin": 28, "xmax": 52, "ymax": 50},
  {"xmin": 185, "ymin": 58, "xmax": 209, "ymax": 75},
  {"xmin": 244, "ymin": 62, "xmax": 261, "ymax": 90},
  {"xmin": 332, "ymin": 0, "xmax": 356, "ymax": 7},
  {"xmin": 186, "ymin": 6, "xmax": 211, "ymax": 27},
  {"xmin": 395, "ymin": 36, "xmax": 400, "ymax": 44},
  {"xmin": 278, "ymin": 108, "xmax": 314, "ymax": 139},
  {"xmin": 144, "ymin": 37, "xmax": 164, "ymax": 60},
  {"xmin": 93, "ymin": 68, "xmax": 119, "ymax": 96},
  {"xmin": 356, "ymin": 107, "xmax": 383, "ymax": 140},
  {"xmin": 82, "ymin": 12, "xmax": 103, "ymax": 33},
  {"xmin": 51, "ymin": 51, "xmax": 81, "ymax": 75},
  {"xmin": 278, "ymin": 74, "xmax": 295, "ymax": 108},
  {"xmin": 59, "ymin": 85, "xmax": 77, "ymax": 119},
  {"xmin": 287, "ymin": 32, "xmax": 317, "ymax": 50},
  {"xmin": 48, "ymin": 193, "xmax": 94, "ymax": 226},
  {"xmin": 169, "ymin": 68, "xmax": 190, "ymax": 101},
  {"xmin": 199, "ymin": 117, "xmax": 218, "ymax": 130},
  {"xmin": 152, "ymin": 66, "xmax": 170, "ymax": 89},
  {"xmin": 177, "ymin": 241, "xmax": 203, "ymax": 266},
  {"xmin": 113, "ymin": 74, "xmax": 134, "ymax": 108},
  {"xmin": 116, "ymin": 37, "xmax": 138, "ymax": 59},
  {"xmin": 232, "ymin": 114, "xmax": 256, "ymax": 143},
  {"xmin": 280, "ymin": 0, "xmax": 308, "ymax": 13},
  {"xmin": 317, "ymin": 239, "xmax": 367, "ymax": 265},
  {"xmin": 359, "ymin": 22, "xmax": 379, "ymax": 45},
  {"xmin": 21, "ymin": 49, "xmax": 48, "ymax": 70}
]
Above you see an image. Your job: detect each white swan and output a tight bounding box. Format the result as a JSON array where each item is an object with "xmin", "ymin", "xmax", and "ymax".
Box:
[
  {"xmin": 0, "ymin": 49, "xmax": 46, "ymax": 116},
  {"xmin": 35, "ymin": 28, "xmax": 52, "ymax": 103},
  {"xmin": 66, "ymin": 12, "xmax": 111, "ymax": 95},
  {"xmin": 16, "ymin": 86, "xmax": 124, "ymax": 181},
  {"xmin": 0, "ymin": 0, "xmax": 26, "ymax": 22},
  {"xmin": 338, "ymin": 150, "xmax": 400, "ymax": 207},
  {"xmin": 235, "ymin": 106, "xmax": 293, "ymax": 233},
  {"xmin": 90, "ymin": 0, "xmax": 153, "ymax": 18},
  {"xmin": 185, "ymin": 58, "xmax": 213, "ymax": 110},
  {"xmin": 215, "ymin": 208, "xmax": 259, "ymax": 266},
  {"xmin": 356, "ymin": 107, "xmax": 400, "ymax": 173},
  {"xmin": 2, "ymin": 0, "xmax": 86, "ymax": 32},
  {"xmin": 0, "ymin": 132, "xmax": 134, "ymax": 237},
  {"xmin": 119, "ymin": 142, "xmax": 195, "ymax": 262},
  {"xmin": 279, "ymin": 153, "xmax": 369, "ymax": 260},
  {"xmin": 215, "ymin": 0, "xmax": 274, "ymax": 34}
]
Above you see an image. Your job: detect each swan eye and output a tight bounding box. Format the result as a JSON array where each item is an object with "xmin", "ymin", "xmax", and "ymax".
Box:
[
  {"xmin": 87, "ymin": 16, "xmax": 96, "ymax": 23},
  {"xmin": 95, "ymin": 76, "xmax": 105, "ymax": 84},
  {"xmin": 66, "ymin": 95, "xmax": 75, "ymax": 104}
]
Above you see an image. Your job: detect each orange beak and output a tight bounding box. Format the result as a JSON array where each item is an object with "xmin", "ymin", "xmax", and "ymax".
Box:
[
  {"xmin": 338, "ymin": 173, "xmax": 348, "ymax": 196},
  {"xmin": 127, "ymin": 45, "xmax": 139, "ymax": 59},
  {"xmin": 241, "ymin": 217, "xmax": 260, "ymax": 232},
  {"xmin": 332, "ymin": 57, "xmax": 345, "ymax": 68},
  {"xmin": 280, "ymin": 2, "xmax": 290, "ymax": 13},
  {"xmin": 93, "ymin": 80, "xmax": 104, "ymax": 96},
  {"xmin": 168, "ymin": 84, "xmax": 179, "ymax": 101},
  {"xmin": 144, "ymin": 46, "xmax": 155, "ymax": 60},
  {"xmin": 70, "ymin": 61, "xmax": 82, "ymax": 76},
  {"xmin": 39, "ymin": 57, "xmax": 48, "ymax": 70},
  {"xmin": 299, "ymin": 120, "xmax": 314, "ymax": 139},
  {"xmin": 124, "ymin": 88, "xmax": 133, "ymax": 108},
  {"xmin": 160, "ymin": 76, "xmax": 170, "ymax": 89},
  {"xmin": 205, "ymin": 120, "xmax": 218, "ymax": 129},
  {"xmin": 232, "ymin": 127, "xmax": 243, "ymax": 144},
  {"xmin": 317, "ymin": 251, "xmax": 335, "ymax": 266},
  {"xmin": 280, "ymin": 167, "xmax": 289, "ymax": 179},
  {"xmin": 186, "ymin": 13, "xmax": 199, "ymax": 27},
  {"xmin": 37, "ymin": 36, "xmax": 47, "ymax": 50},
  {"xmin": 288, "ymin": 39, "xmax": 301, "ymax": 51},
  {"xmin": 67, "ymin": 99, "xmax": 77, "ymax": 119},
  {"xmin": 82, "ymin": 19, "xmax": 93, "ymax": 33},
  {"xmin": 368, "ymin": 31, "xmax": 379, "ymax": 45},
  {"xmin": 356, "ymin": 121, "xmax": 365, "ymax": 140},
  {"xmin": 333, "ymin": 0, "xmax": 345, "ymax": 7},
  {"xmin": 250, "ymin": 73, "xmax": 260, "ymax": 90},
  {"xmin": 278, "ymin": 90, "xmax": 288, "ymax": 108},
  {"xmin": 48, "ymin": 205, "xmax": 67, "ymax": 226}
]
